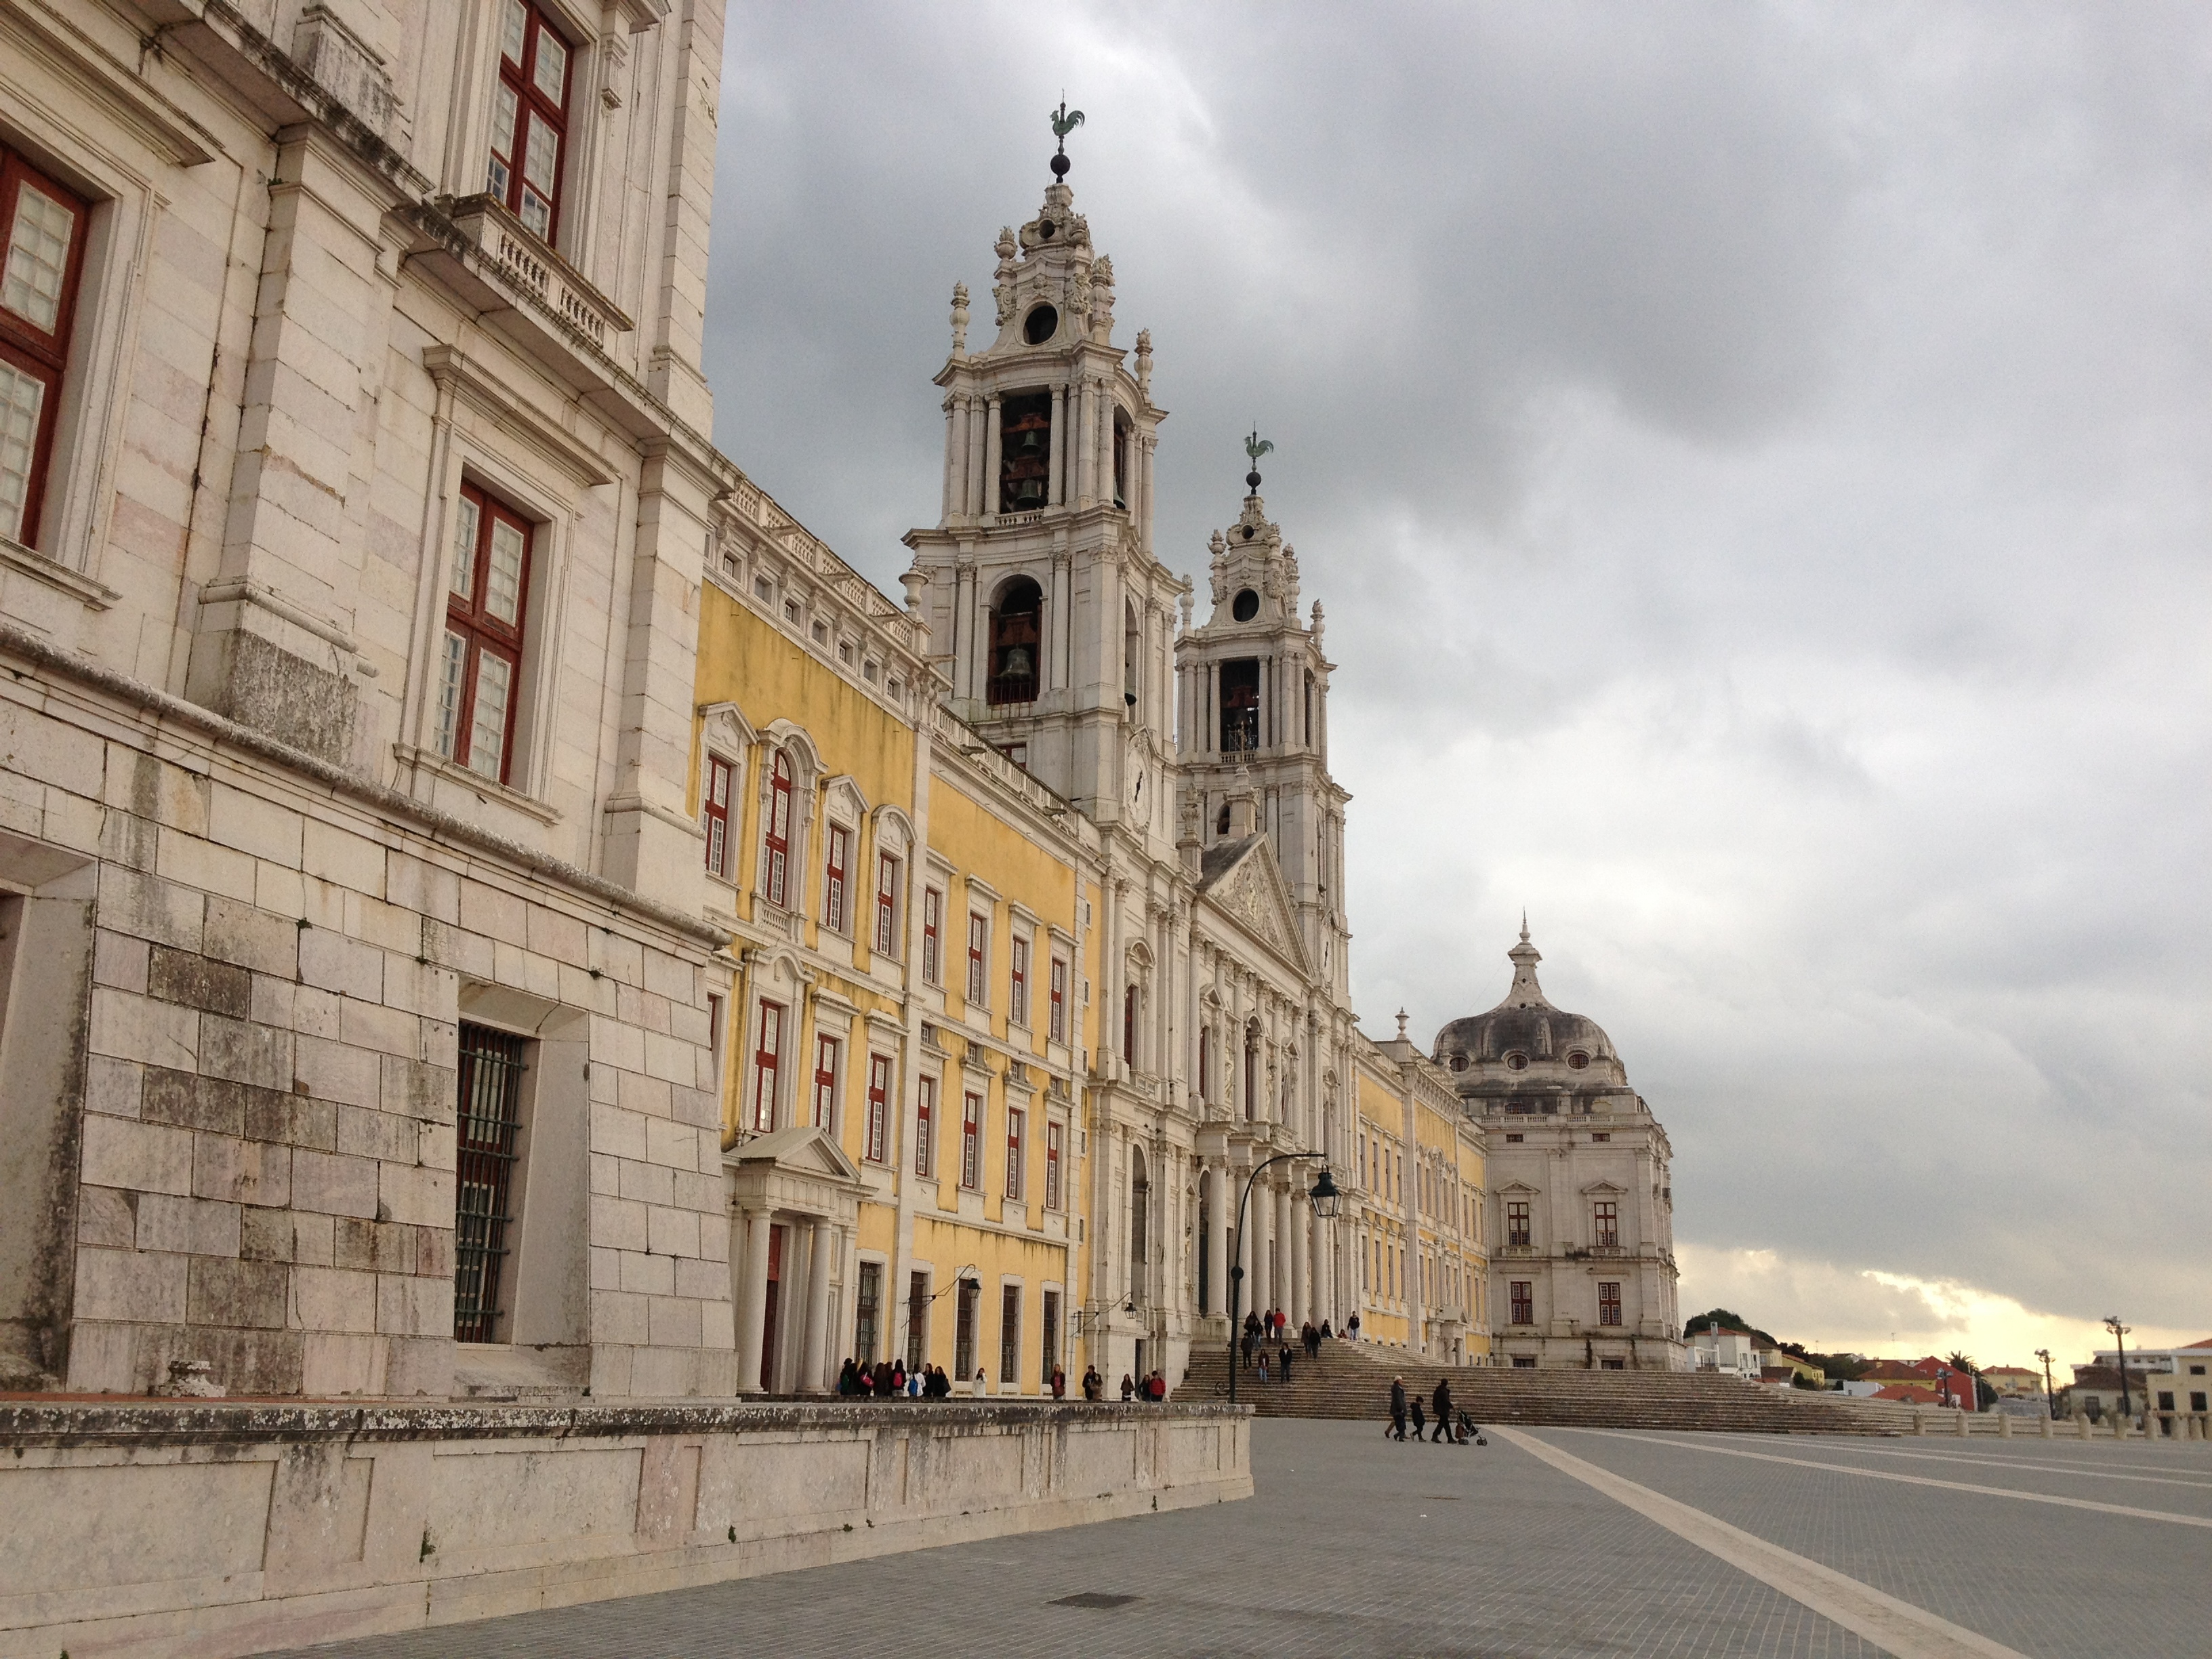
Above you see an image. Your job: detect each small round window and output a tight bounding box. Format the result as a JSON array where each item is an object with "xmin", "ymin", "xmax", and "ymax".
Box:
[
  {"xmin": 1504, "ymin": 1052, "xmax": 1528, "ymax": 1072},
  {"xmin": 1232, "ymin": 588, "xmax": 1259, "ymax": 622},
  {"xmin": 1567, "ymin": 1051, "xmax": 1589, "ymax": 1071},
  {"xmin": 1023, "ymin": 304, "xmax": 1059, "ymax": 345},
  {"xmin": 1449, "ymin": 1054, "xmax": 1469, "ymax": 1073}
]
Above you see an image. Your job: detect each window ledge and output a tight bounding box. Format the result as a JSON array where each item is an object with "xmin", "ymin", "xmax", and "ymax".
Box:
[
  {"xmin": 0, "ymin": 535, "xmax": 119, "ymax": 611},
  {"xmin": 393, "ymin": 743, "xmax": 562, "ymax": 825}
]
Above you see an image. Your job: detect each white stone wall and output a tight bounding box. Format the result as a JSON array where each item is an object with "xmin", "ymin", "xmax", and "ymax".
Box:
[{"xmin": 0, "ymin": 1, "xmax": 737, "ymax": 1398}]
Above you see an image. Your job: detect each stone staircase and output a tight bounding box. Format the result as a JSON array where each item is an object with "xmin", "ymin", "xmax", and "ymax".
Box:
[{"xmin": 1181, "ymin": 1338, "xmax": 1920, "ymax": 1435}]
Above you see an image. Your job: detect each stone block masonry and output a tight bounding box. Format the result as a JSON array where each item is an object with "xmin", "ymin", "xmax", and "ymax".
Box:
[
  {"xmin": 0, "ymin": 1398, "xmax": 1251, "ymax": 1659},
  {"xmin": 0, "ymin": 626, "xmax": 733, "ymax": 1405}
]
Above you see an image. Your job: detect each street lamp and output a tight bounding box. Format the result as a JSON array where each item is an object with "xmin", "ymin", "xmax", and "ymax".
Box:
[
  {"xmin": 1227, "ymin": 1153, "xmax": 1338, "ymax": 1406},
  {"xmin": 2034, "ymin": 1347, "xmax": 2055, "ymax": 1418},
  {"xmin": 2104, "ymin": 1315, "xmax": 2133, "ymax": 1423}
]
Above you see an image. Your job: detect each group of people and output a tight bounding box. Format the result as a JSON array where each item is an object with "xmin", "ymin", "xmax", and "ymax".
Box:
[
  {"xmin": 834, "ymin": 1358, "xmax": 1170, "ymax": 1403},
  {"xmin": 836, "ymin": 1357, "xmax": 964, "ymax": 1397},
  {"xmin": 1387, "ymin": 1374, "xmax": 1482, "ymax": 1445},
  {"xmin": 1240, "ymin": 1309, "xmax": 1336, "ymax": 1384}
]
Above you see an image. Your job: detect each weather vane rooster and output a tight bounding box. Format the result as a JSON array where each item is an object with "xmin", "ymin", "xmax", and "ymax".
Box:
[
  {"xmin": 1050, "ymin": 100, "xmax": 1084, "ymax": 179},
  {"xmin": 1244, "ymin": 429, "xmax": 1273, "ymax": 492}
]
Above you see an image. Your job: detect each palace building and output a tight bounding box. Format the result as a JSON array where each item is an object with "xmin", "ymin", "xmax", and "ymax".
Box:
[{"xmin": 0, "ymin": 0, "xmax": 1682, "ymax": 1407}]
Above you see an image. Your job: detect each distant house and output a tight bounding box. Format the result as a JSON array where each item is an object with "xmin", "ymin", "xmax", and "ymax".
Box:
[
  {"xmin": 2089, "ymin": 1339, "xmax": 2212, "ymax": 1381},
  {"xmin": 2064, "ymin": 1364, "xmax": 2171, "ymax": 1420},
  {"xmin": 1689, "ymin": 1327, "xmax": 1763, "ymax": 1378},
  {"xmin": 1982, "ymin": 1366, "xmax": 2043, "ymax": 1399},
  {"xmin": 1856, "ymin": 1357, "xmax": 1975, "ymax": 1410}
]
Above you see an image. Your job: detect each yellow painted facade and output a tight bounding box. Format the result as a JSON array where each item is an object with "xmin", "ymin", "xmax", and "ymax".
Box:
[{"xmin": 689, "ymin": 497, "xmax": 1101, "ymax": 1395}]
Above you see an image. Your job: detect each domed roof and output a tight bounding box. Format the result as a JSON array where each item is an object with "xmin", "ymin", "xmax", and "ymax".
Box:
[{"xmin": 1432, "ymin": 923, "xmax": 1619, "ymax": 1072}]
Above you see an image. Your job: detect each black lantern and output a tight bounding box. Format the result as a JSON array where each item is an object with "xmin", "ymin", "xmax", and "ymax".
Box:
[{"xmin": 1308, "ymin": 1164, "xmax": 1340, "ymax": 1220}]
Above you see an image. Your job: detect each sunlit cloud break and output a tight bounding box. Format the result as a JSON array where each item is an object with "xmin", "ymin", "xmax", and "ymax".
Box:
[{"xmin": 1677, "ymin": 1244, "xmax": 2204, "ymax": 1366}]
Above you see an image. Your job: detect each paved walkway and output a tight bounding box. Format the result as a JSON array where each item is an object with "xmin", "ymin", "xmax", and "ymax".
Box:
[{"xmin": 265, "ymin": 1420, "xmax": 2212, "ymax": 1658}]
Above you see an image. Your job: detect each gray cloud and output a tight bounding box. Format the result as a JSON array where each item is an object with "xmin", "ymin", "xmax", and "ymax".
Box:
[{"xmin": 705, "ymin": 2, "xmax": 2212, "ymax": 1353}]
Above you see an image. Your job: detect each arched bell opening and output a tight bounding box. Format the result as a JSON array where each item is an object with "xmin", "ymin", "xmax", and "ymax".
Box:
[{"xmin": 985, "ymin": 575, "xmax": 1043, "ymax": 705}]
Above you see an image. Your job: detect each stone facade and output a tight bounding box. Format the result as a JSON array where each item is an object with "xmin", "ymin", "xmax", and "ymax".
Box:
[
  {"xmin": 1435, "ymin": 927, "xmax": 1685, "ymax": 1369},
  {"xmin": 0, "ymin": 0, "xmax": 736, "ymax": 1400}
]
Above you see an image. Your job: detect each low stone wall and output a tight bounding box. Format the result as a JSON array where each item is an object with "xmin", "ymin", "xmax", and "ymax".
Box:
[{"xmin": 0, "ymin": 1398, "xmax": 1251, "ymax": 1658}]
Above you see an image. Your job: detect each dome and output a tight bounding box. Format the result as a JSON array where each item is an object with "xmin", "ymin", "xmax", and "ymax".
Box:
[{"xmin": 1432, "ymin": 924, "xmax": 1619, "ymax": 1076}]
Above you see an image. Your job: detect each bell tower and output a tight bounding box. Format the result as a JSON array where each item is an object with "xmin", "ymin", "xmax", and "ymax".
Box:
[
  {"xmin": 1173, "ymin": 440, "xmax": 1351, "ymax": 997},
  {"xmin": 902, "ymin": 108, "xmax": 1185, "ymax": 846}
]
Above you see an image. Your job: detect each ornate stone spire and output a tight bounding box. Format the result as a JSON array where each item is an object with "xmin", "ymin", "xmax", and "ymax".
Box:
[{"xmin": 1502, "ymin": 923, "xmax": 1549, "ymax": 1010}]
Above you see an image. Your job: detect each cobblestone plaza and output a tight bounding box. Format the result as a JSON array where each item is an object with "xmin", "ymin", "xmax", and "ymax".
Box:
[{"xmin": 267, "ymin": 1418, "xmax": 2211, "ymax": 1658}]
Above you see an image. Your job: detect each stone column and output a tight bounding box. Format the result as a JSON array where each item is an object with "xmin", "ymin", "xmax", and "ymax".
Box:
[
  {"xmin": 1290, "ymin": 1193, "xmax": 1309, "ymax": 1328},
  {"xmin": 1099, "ymin": 386, "xmax": 1117, "ymax": 505},
  {"xmin": 941, "ymin": 396, "xmax": 959, "ymax": 520},
  {"xmin": 734, "ymin": 1208, "xmax": 771, "ymax": 1395},
  {"xmin": 966, "ymin": 398, "xmax": 988, "ymax": 522},
  {"xmin": 1276, "ymin": 1185, "xmax": 1294, "ymax": 1324},
  {"xmin": 1048, "ymin": 383, "xmax": 1067, "ymax": 506},
  {"xmin": 982, "ymin": 394, "xmax": 1003, "ymax": 523},
  {"xmin": 1206, "ymin": 1165, "xmax": 1229, "ymax": 1319},
  {"xmin": 801, "ymin": 1216, "xmax": 836, "ymax": 1393},
  {"xmin": 1237, "ymin": 1178, "xmax": 1257, "ymax": 1324},
  {"xmin": 1074, "ymin": 380, "xmax": 1094, "ymax": 505}
]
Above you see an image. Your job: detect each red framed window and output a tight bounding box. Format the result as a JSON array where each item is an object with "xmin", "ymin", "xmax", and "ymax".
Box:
[
  {"xmin": 751, "ymin": 1000, "xmax": 783, "ymax": 1132},
  {"xmin": 914, "ymin": 1075, "xmax": 936, "ymax": 1177},
  {"xmin": 865, "ymin": 1053, "xmax": 890, "ymax": 1163},
  {"xmin": 0, "ymin": 146, "xmax": 88, "ymax": 550},
  {"xmin": 823, "ymin": 825, "xmax": 849, "ymax": 931},
  {"xmin": 1044, "ymin": 1120, "xmax": 1063, "ymax": 1210},
  {"xmin": 487, "ymin": 0, "xmax": 573, "ymax": 243},
  {"xmin": 1599, "ymin": 1282, "xmax": 1622, "ymax": 1326},
  {"xmin": 1048, "ymin": 958, "xmax": 1067, "ymax": 1044},
  {"xmin": 1004, "ymin": 1107, "xmax": 1025, "ymax": 1200},
  {"xmin": 812, "ymin": 1035, "xmax": 839, "ymax": 1129},
  {"xmin": 960, "ymin": 1092, "xmax": 982, "ymax": 1189},
  {"xmin": 1593, "ymin": 1200, "xmax": 1619, "ymax": 1248},
  {"xmin": 1510, "ymin": 1280, "xmax": 1534, "ymax": 1324},
  {"xmin": 874, "ymin": 853, "xmax": 899, "ymax": 953},
  {"xmin": 703, "ymin": 754, "xmax": 733, "ymax": 877},
  {"xmin": 436, "ymin": 483, "xmax": 533, "ymax": 784},
  {"xmin": 1507, "ymin": 1201, "xmax": 1531, "ymax": 1244},
  {"xmin": 966, "ymin": 913, "xmax": 987, "ymax": 1004},
  {"xmin": 763, "ymin": 752, "xmax": 793, "ymax": 907},
  {"xmin": 1123, "ymin": 984, "xmax": 1137, "ymax": 1067},
  {"xmin": 921, "ymin": 887, "xmax": 942, "ymax": 983},
  {"xmin": 1008, "ymin": 936, "xmax": 1029, "ymax": 1026}
]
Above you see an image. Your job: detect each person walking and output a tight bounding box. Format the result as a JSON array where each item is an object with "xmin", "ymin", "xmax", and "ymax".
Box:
[
  {"xmin": 1349, "ymin": 1312, "xmax": 1362, "ymax": 1342},
  {"xmin": 1433, "ymin": 1378, "xmax": 1456, "ymax": 1446},
  {"xmin": 1240, "ymin": 1327, "xmax": 1256, "ymax": 1370},
  {"xmin": 1388, "ymin": 1376, "xmax": 1409, "ymax": 1441},
  {"xmin": 1409, "ymin": 1393, "xmax": 1427, "ymax": 1442},
  {"xmin": 1279, "ymin": 1341, "xmax": 1294, "ymax": 1385},
  {"xmin": 1256, "ymin": 1349, "xmax": 1270, "ymax": 1385}
]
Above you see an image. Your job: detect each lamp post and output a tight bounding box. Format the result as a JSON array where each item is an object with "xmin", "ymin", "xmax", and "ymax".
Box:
[
  {"xmin": 2034, "ymin": 1347, "xmax": 2055, "ymax": 1418},
  {"xmin": 2104, "ymin": 1315, "xmax": 2132, "ymax": 1423},
  {"xmin": 1227, "ymin": 1153, "xmax": 1339, "ymax": 1406},
  {"xmin": 1936, "ymin": 1366, "xmax": 1952, "ymax": 1411}
]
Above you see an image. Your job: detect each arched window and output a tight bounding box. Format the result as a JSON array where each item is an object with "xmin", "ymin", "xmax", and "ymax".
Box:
[
  {"xmin": 1112, "ymin": 409, "xmax": 1132, "ymax": 508},
  {"xmin": 764, "ymin": 751, "xmax": 794, "ymax": 907},
  {"xmin": 1243, "ymin": 1025, "xmax": 1259, "ymax": 1121},
  {"xmin": 1122, "ymin": 983, "xmax": 1138, "ymax": 1067},
  {"xmin": 1122, "ymin": 599, "xmax": 1140, "ymax": 713},
  {"xmin": 1197, "ymin": 1025, "xmax": 1210, "ymax": 1103},
  {"xmin": 987, "ymin": 577, "xmax": 1042, "ymax": 705},
  {"xmin": 1130, "ymin": 1147, "xmax": 1149, "ymax": 1271}
]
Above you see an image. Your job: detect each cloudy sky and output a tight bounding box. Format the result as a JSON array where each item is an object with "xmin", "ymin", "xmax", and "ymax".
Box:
[{"xmin": 704, "ymin": 4, "xmax": 2210, "ymax": 1368}]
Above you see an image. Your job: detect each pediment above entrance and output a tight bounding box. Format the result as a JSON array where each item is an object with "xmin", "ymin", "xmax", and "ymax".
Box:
[
  {"xmin": 724, "ymin": 1124, "xmax": 865, "ymax": 1223},
  {"xmin": 1195, "ymin": 834, "xmax": 1311, "ymax": 978}
]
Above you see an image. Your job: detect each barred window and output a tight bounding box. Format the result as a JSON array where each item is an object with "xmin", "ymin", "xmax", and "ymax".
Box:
[
  {"xmin": 812, "ymin": 1034, "xmax": 839, "ymax": 1128},
  {"xmin": 874, "ymin": 853, "xmax": 899, "ymax": 953},
  {"xmin": 823, "ymin": 825, "xmax": 849, "ymax": 932},
  {"xmin": 1507, "ymin": 1200, "xmax": 1531, "ymax": 1248},
  {"xmin": 1599, "ymin": 1282, "xmax": 1622, "ymax": 1326},
  {"xmin": 1044, "ymin": 1120, "xmax": 1063, "ymax": 1210},
  {"xmin": 751, "ymin": 1000, "xmax": 783, "ymax": 1132},
  {"xmin": 1008, "ymin": 935, "xmax": 1029, "ymax": 1026},
  {"xmin": 763, "ymin": 752, "xmax": 793, "ymax": 907},
  {"xmin": 999, "ymin": 1284, "xmax": 1021, "ymax": 1388},
  {"xmin": 864, "ymin": 1052, "xmax": 890, "ymax": 1163},
  {"xmin": 921, "ymin": 886, "xmax": 942, "ymax": 983},
  {"xmin": 914, "ymin": 1074, "xmax": 937, "ymax": 1178},
  {"xmin": 1005, "ymin": 1106, "xmax": 1025, "ymax": 1200},
  {"xmin": 1593, "ymin": 1200, "xmax": 1618, "ymax": 1248},
  {"xmin": 1048, "ymin": 956, "xmax": 1067, "ymax": 1043},
  {"xmin": 453, "ymin": 1023, "xmax": 529, "ymax": 1343},
  {"xmin": 1510, "ymin": 1281, "xmax": 1534, "ymax": 1325},
  {"xmin": 961, "ymin": 1092, "xmax": 981, "ymax": 1189}
]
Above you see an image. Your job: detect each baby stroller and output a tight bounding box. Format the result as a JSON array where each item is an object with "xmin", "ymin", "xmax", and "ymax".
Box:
[{"xmin": 1456, "ymin": 1410, "xmax": 1488, "ymax": 1446}]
